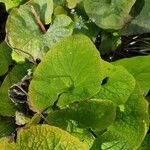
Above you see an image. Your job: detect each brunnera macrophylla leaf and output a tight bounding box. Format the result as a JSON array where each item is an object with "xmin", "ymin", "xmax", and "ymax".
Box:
[
  {"xmin": 6, "ymin": 0, "xmax": 73, "ymax": 62},
  {"xmin": 47, "ymin": 99, "xmax": 116, "ymax": 131},
  {"xmin": 0, "ymin": 117, "xmax": 16, "ymax": 138},
  {"xmin": 96, "ymin": 62, "xmax": 136, "ymax": 105},
  {"xmin": 28, "ymin": 35, "xmax": 104, "ymax": 112},
  {"xmin": 121, "ymin": 0, "xmax": 150, "ymax": 35},
  {"xmin": 0, "ymin": 63, "xmax": 32, "ymax": 116},
  {"xmin": 0, "ymin": 42, "xmax": 13, "ymax": 76},
  {"xmin": 91, "ymin": 84, "xmax": 149, "ymax": 150},
  {"xmin": 0, "ymin": 125, "xmax": 87, "ymax": 150},
  {"xmin": 112, "ymin": 56, "xmax": 150, "ymax": 96},
  {"xmin": 84, "ymin": 0, "xmax": 136, "ymax": 30}
]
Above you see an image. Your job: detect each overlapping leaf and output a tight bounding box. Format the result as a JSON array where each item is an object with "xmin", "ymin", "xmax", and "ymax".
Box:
[
  {"xmin": 0, "ymin": 63, "xmax": 32, "ymax": 116},
  {"xmin": 84, "ymin": 0, "xmax": 136, "ymax": 30},
  {"xmin": 28, "ymin": 35, "xmax": 104, "ymax": 112},
  {"xmin": 0, "ymin": 125, "xmax": 87, "ymax": 150},
  {"xmin": 47, "ymin": 99, "xmax": 116, "ymax": 131},
  {"xmin": 96, "ymin": 62, "xmax": 136, "ymax": 105},
  {"xmin": 0, "ymin": 42, "xmax": 13, "ymax": 76},
  {"xmin": 91, "ymin": 84, "xmax": 149, "ymax": 150},
  {"xmin": 122, "ymin": 0, "xmax": 150, "ymax": 35},
  {"xmin": 6, "ymin": 0, "xmax": 73, "ymax": 62}
]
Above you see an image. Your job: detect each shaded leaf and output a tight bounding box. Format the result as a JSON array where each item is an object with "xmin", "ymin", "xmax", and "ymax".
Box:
[
  {"xmin": 0, "ymin": 42, "xmax": 13, "ymax": 76},
  {"xmin": 0, "ymin": 63, "xmax": 32, "ymax": 116},
  {"xmin": 28, "ymin": 35, "xmax": 104, "ymax": 112},
  {"xmin": 67, "ymin": 0, "xmax": 83, "ymax": 9},
  {"xmin": 122, "ymin": 0, "xmax": 150, "ymax": 35},
  {"xmin": 138, "ymin": 134, "xmax": 150, "ymax": 150},
  {"xmin": 47, "ymin": 99, "xmax": 116, "ymax": 131},
  {"xmin": 84, "ymin": 0, "xmax": 136, "ymax": 30},
  {"xmin": 112, "ymin": 56, "xmax": 150, "ymax": 95},
  {"xmin": 0, "ymin": 117, "xmax": 16, "ymax": 138}
]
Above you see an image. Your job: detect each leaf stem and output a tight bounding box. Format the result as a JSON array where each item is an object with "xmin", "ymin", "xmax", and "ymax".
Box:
[{"xmin": 31, "ymin": 6, "xmax": 46, "ymax": 33}]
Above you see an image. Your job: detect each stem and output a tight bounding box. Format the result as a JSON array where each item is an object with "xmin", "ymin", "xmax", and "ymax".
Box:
[{"xmin": 31, "ymin": 6, "xmax": 46, "ymax": 33}]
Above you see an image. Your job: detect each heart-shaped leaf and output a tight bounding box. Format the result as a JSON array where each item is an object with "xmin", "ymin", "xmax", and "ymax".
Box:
[
  {"xmin": 0, "ymin": 125, "xmax": 87, "ymax": 150},
  {"xmin": 6, "ymin": 0, "xmax": 73, "ymax": 62},
  {"xmin": 84, "ymin": 0, "xmax": 136, "ymax": 30},
  {"xmin": 28, "ymin": 34, "xmax": 104, "ymax": 112}
]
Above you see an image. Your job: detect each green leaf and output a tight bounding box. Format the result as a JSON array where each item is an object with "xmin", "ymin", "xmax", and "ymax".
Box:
[
  {"xmin": 67, "ymin": 0, "xmax": 83, "ymax": 9},
  {"xmin": 6, "ymin": 0, "xmax": 73, "ymax": 62},
  {"xmin": 0, "ymin": 42, "xmax": 13, "ymax": 76},
  {"xmin": 84, "ymin": 0, "xmax": 136, "ymax": 30},
  {"xmin": 0, "ymin": 117, "xmax": 16, "ymax": 138},
  {"xmin": 138, "ymin": 134, "xmax": 150, "ymax": 150},
  {"xmin": 28, "ymin": 35, "xmax": 104, "ymax": 112},
  {"xmin": 91, "ymin": 84, "xmax": 149, "ymax": 150},
  {"xmin": 96, "ymin": 62, "xmax": 136, "ymax": 105},
  {"xmin": 121, "ymin": 0, "xmax": 150, "ymax": 35},
  {"xmin": 112, "ymin": 56, "xmax": 150, "ymax": 95},
  {"xmin": 99, "ymin": 32, "xmax": 121, "ymax": 55},
  {"xmin": 0, "ymin": 125, "xmax": 87, "ymax": 150},
  {"xmin": 0, "ymin": 0, "xmax": 27, "ymax": 11},
  {"xmin": 0, "ymin": 63, "xmax": 32, "ymax": 116},
  {"xmin": 47, "ymin": 99, "xmax": 116, "ymax": 131}
]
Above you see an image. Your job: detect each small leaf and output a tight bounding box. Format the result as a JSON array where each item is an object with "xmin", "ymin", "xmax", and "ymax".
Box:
[
  {"xmin": 84, "ymin": 0, "xmax": 136, "ymax": 30},
  {"xmin": 112, "ymin": 56, "xmax": 150, "ymax": 95},
  {"xmin": 28, "ymin": 35, "xmax": 104, "ymax": 112},
  {"xmin": 0, "ymin": 63, "xmax": 32, "ymax": 116},
  {"xmin": 0, "ymin": 125, "xmax": 87, "ymax": 150},
  {"xmin": 0, "ymin": 117, "xmax": 16, "ymax": 138},
  {"xmin": 6, "ymin": 0, "xmax": 73, "ymax": 61},
  {"xmin": 47, "ymin": 99, "xmax": 116, "ymax": 131},
  {"xmin": 0, "ymin": 42, "xmax": 13, "ymax": 76},
  {"xmin": 67, "ymin": 0, "xmax": 83, "ymax": 9},
  {"xmin": 91, "ymin": 84, "xmax": 149, "ymax": 150}
]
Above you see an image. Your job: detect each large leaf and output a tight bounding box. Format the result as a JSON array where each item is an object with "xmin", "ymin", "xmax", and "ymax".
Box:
[
  {"xmin": 96, "ymin": 62, "xmax": 135, "ymax": 105},
  {"xmin": 47, "ymin": 99, "xmax": 116, "ymax": 131},
  {"xmin": 6, "ymin": 0, "xmax": 73, "ymax": 62},
  {"xmin": 0, "ymin": 125, "xmax": 87, "ymax": 150},
  {"xmin": 122, "ymin": 0, "xmax": 150, "ymax": 35},
  {"xmin": 28, "ymin": 35, "xmax": 104, "ymax": 112},
  {"xmin": 91, "ymin": 84, "xmax": 149, "ymax": 150},
  {"xmin": 112, "ymin": 56, "xmax": 150, "ymax": 95},
  {"xmin": 0, "ymin": 117, "xmax": 16, "ymax": 138},
  {"xmin": 0, "ymin": 42, "xmax": 13, "ymax": 76},
  {"xmin": 0, "ymin": 63, "xmax": 32, "ymax": 116},
  {"xmin": 84, "ymin": 0, "xmax": 136, "ymax": 30}
]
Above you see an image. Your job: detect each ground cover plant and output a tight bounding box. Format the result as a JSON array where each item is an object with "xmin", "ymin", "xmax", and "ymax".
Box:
[{"xmin": 0, "ymin": 0, "xmax": 150, "ymax": 149}]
